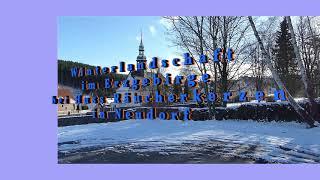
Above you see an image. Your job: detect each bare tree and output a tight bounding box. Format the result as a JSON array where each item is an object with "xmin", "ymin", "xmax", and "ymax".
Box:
[
  {"xmin": 164, "ymin": 16, "xmax": 252, "ymax": 120},
  {"xmin": 248, "ymin": 16, "xmax": 316, "ymax": 128},
  {"xmin": 164, "ymin": 16, "xmax": 216, "ymax": 119},
  {"xmin": 297, "ymin": 16, "xmax": 320, "ymax": 97},
  {"xmin": 250, "ymin": 44, "xmax": 266, "ymax": 91},
  {"xmin": 286, "ymin": 16, "xmax": 319, "ymax": 123}
]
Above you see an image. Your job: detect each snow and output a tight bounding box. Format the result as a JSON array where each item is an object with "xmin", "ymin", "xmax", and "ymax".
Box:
[
  {"xmin": 226, "ymin": 100, "xmax": 289, "ymax": 108},
  {"xmin": 106, "ymin": 98, "xmax": 114, "ymax": 104},
  {"xmin": 58, "ymin": 119, "xmax": 320, "ymax": 163},
  {"xmin": 226, "ymin": 97, "xmax": 320, "ymax": 108}
]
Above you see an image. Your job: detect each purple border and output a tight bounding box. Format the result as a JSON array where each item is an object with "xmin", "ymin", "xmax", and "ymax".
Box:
[{"xmin": 1, "ymin": 0, "xmax": 320, "ymax": 179}]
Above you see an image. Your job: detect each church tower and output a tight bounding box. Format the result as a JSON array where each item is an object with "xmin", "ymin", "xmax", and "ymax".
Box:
[{"xmin": 135, "ymin": 31, "xmax": 147, "ymax": 77}]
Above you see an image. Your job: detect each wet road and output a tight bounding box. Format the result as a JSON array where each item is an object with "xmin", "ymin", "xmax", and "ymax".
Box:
[{"xmin": 58, "ymin": 139, "xmax": 268, "ymax": 164}]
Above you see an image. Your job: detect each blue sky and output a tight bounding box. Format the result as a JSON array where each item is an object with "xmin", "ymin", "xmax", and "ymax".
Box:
[{"xmin": 58, "ymin": 16, "xmax": 181, "ymax": 68}]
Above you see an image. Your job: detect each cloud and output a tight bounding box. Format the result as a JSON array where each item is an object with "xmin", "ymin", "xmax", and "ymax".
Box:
[
  {"xmin": 159, "ymin": 17, "xmax": 173, "ymax": 29},
  {"xmin": 149, "ymin": 25, "xmax": 156, "ymax": 36},
  {"xmin": 135, "ymin": 35, "xmax": 140, "ymax": 41}
]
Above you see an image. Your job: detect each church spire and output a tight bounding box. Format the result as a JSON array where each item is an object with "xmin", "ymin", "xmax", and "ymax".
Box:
[
  {"xmin": 140, "ymin": 30, "xmax": 143, "ymax": 43},
  {"xmin": 135, "ymin": 29, "xmax": 147, "ymax": 77},
  {"xmin": 139, "ymin": 29, "xmax": 144, "ymax": 50}
]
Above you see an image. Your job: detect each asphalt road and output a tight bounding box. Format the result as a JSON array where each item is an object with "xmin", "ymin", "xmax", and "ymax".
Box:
[{"xmin": 58, "ymin": 139, "xmax": 268, "ymax": 164}]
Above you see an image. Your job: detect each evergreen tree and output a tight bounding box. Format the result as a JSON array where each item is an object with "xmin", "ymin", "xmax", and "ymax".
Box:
[
  {"xmin": 272, "ymin": 18, "xmax": 299, "ymax": 96},
  {"xmin": 58, "ymin": 60, "xmax": 126, "ymax": 97}
]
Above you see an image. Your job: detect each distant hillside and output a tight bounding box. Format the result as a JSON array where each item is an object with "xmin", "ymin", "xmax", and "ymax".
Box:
[{"xmin": 58, "ymin": 60, "xmax": 127, "ymax": 96}]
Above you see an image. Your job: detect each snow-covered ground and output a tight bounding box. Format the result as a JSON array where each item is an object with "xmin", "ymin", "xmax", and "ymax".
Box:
[
  {"xmin": 226, "ymin": 97, "xmax": 319, "ymax": 108},
  {"xmin": 58, "ymin": 119, "xmax": 320, "ymax": 163}
]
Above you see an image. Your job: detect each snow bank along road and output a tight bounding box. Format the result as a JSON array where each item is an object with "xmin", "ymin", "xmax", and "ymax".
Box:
[{"xmin": 58, "ymin": 119, "xmax": 320, "ymax": 163}]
